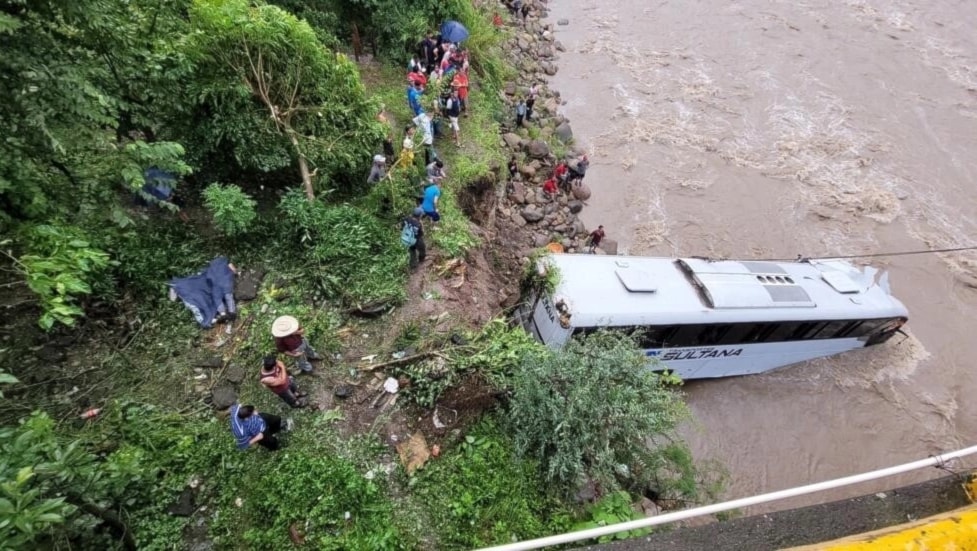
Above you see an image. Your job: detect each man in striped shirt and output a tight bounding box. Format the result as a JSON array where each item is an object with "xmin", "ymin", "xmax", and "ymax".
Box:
[{"xmin": 229, "ymin": 403, "xmax": 283, "ymax": 451}]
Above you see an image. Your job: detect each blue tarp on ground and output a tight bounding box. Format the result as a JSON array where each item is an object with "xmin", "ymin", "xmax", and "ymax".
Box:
[
  {"xmin": 140, "ymin": 168, "xmax": 177, "ymax": 203},
  {"xmin": 169, "ymin": 257, "xmax": 235, "ymax": 328}
]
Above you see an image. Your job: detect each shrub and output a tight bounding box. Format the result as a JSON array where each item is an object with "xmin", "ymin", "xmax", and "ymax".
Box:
[
  {"xmin": 202, "ymin": 183, "xmax": 257, "ymax": 236},
  {"xmin": 507, "ymin": 331, "xmax": 694, "ymax": 499},
  {"xmin": 11, "ymin": 224, "xmax": 112, "ymax": 329},
  {"xmin": 412, "ymin": 419, "xmax": 570, "ymax": 548},
  {"xmin": 278, "ymin": 189, "xmax": 406, "ymax": 305}
]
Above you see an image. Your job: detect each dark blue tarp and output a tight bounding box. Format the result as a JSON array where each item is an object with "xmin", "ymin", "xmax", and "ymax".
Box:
[
  {"xmin": 170, "ymin": 257, "xmax": 235, "ymax": 328},
  {"xmin": 141, "ymin": 168, "xmax": 177, "ymax": 202}
]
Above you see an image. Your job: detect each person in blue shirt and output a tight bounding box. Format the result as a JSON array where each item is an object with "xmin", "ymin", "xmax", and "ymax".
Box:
[
  {"xmin": 421, "ymin": 181, "xmax": 441, "ymax": 222},
  {"xmin": 229, "ymin": 403, "xmax": 283, "ymax": 451},
  {"xmin": 407, "ymin": 81, "xmax": 424, "ymax": 117}
]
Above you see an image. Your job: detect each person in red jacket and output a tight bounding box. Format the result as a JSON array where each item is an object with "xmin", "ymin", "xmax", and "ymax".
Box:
[
  {"xmin": 542, "ymin": 176, "xmax": 558, "ymax": 198},
  {"xmin": 259, "ymin": 356, "xmax": 307, "ymax": 408}
]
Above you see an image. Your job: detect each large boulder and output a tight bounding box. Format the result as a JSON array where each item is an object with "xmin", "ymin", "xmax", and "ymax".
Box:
[
  {"xmin": 502, "ymin": 133, "xmax": 522, "ymax": 149},
  {"xmin": 519, "ymin": 164, "xmax": 537, "ymax": 178},
  {"xmin": 572, "ymin": 184, "xmax": 592, "ymax": 201},
  {"xmin": 504, "ymin": 82, "xmax": 517, "ymax": 96},
  {"xmin": 525, "ymin": 139, "xmax": 551, "ymax": 159},
  {"xmin": 555, "ymin": 122, "xmax": 574, "ymax": 144},
  {"xmin": 601, "ymin": 238, "xmax": 619, "ymax": 255}
]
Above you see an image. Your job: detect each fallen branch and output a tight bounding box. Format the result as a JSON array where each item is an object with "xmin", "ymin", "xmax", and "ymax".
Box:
[{"xmin": 358, "ymin": 350, "xmax": 450, "ymax": 372}]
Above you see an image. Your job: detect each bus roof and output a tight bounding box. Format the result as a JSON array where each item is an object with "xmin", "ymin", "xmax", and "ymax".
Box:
[{"xmin": 544, "ymin": 254, "xmax": 908, "ymax": 327}]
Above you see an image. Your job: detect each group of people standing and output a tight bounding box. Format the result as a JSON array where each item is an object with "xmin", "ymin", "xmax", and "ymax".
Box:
[{"xmin": 229, "ymin": 315, "xmax": 321, "ymax": 451}]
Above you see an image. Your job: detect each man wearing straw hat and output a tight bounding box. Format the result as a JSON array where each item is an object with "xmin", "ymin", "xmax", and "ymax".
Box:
[{"xmin": 272, "ymin": 315, "xmax": 321, "ymax": 374}]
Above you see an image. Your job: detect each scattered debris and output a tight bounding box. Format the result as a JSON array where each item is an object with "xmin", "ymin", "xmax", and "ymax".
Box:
[
  {"xmin": 80, "ymin": 407, "xmax": 101, "ymax": 420},
  {"xmin": 383, "ymin": 377, "xmax": 399, "ymax": 393},
  {"xmin": 433, "ymin": 406, "xmax": 458, "ymax": 429}
]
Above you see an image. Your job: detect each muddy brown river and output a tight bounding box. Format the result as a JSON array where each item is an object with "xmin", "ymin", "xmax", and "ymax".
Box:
[{"xmin": 548, "ymin": 0, "xmax": 977, "ymax": 512}]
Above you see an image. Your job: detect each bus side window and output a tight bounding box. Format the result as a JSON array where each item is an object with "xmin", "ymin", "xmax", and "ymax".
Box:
[
  {"xmin": 641, "ymin": 326, "xmax": 677, "ymax": 348},
  {"xmin": 810, "ymin": 320, "xmax": 852, "ymax": 339},
  {"xmin": 717, "ymin": 323, "xmax": 755, "ymax": 345},
  {"xmin": 743, "ymin": 323, "xmax": 776, "ymax": 343},
  {"xmin": 765, "ymin": 322, "xmax": 803, "ymax": 343},
  {"xmin": 852, "ymin": 319, "xmax": 887, "ymax": 338},
  {"xmin": 697, "ymin": 324, "xmax": 732, "ymax": 346}
]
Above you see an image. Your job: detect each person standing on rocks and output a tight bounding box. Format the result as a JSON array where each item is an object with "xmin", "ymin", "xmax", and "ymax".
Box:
[
  {"xmin": 421, "ymin": 180, "xmax": 442, "ymax": 222},
  {"xmin": 402, "ymin": 207, "xmax": 427, "ymax": 271},
  {"xmin": 516, "ymin": 98, "xmax": 527, "ymax": 127},
  {"xmin": 508, "ymin": 156, "xmax": 519, "ymax": 179},
  {"xmin": 587, "ymin": 225, "xmax": 606, "ymax": 254},
  {"xmin": 445, "ymin": 89, "xmax": 462, "ymax": 145},
  {"xmin": 272, "ymin": 315, "xmax": 321, "ymax": 374},
  {"xmin": 526, "ymin": 86, "xmax": 537, "ymax": 122},
  {"xmin": 230, "ymin": 403, "xmax": 284, "ymax": 451},
  {"xmin": 259, "ymin": 356, "xmax": 307, "ymax": 408}
]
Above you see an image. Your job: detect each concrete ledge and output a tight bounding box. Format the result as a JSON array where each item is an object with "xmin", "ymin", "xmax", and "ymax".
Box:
[{"xmin": 577, "ymin": 474, "xmax": 971, "ymax": 551}]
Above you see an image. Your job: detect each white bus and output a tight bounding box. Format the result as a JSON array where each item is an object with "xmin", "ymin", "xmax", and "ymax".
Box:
[{"xmin": 516, "ymin": 255, "xmax": 909, "ymax": 379}]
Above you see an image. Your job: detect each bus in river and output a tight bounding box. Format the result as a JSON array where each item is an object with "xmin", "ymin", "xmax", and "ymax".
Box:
[{"xmin": 516, "ymin": 254, "xmax": 909, "ymax": 379}]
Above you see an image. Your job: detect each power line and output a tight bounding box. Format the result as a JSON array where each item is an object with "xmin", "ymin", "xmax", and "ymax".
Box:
[{"xmin": 755, "ymin": 245, "xmax": 977, "ymax": 263}]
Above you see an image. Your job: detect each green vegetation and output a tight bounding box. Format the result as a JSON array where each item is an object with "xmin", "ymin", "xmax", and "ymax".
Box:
[
  {"xmin": 508, "ymin": 331, "xmax": 693, "ymax": 497},
  {"xmin": 0, "ymin": 0, "xmax": 720, "ymax": 549},
  {"xmin": 412, "ymin": 419, "xmax": 572, "ymax": 548},
  {"xmin": 202, "ymin": 184, "xmax": 258, "ymax": 236}
]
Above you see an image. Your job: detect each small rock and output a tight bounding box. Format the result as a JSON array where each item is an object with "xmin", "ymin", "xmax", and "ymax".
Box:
[
  {"xmin": 568, "ymin": 200, "xmax": 584, "ymax": 214},
  {"xmin": 534, "ymin": 234, "xmax": 551, "ymax": 248},
  {"xmin": 555, "ymin": 41, "xmax": 566, "ymax": 52},
  {"xmin": 335, "ymin": 385, "xmax": 353, "ymax": 399},
  {"xmin": 210, "ymin": 385, "xmax": 237, "ymax": 410},
  {"xmin": 224, "ymin": 364, "xmax": 246, "ymax": 385},
  {"xmin": 557, "ymin": 18, "xmax": 569, "ymax": 26},
  {"xmin": 519, "ymin": 164, "xmax": 537, "ymax": 178},
  {"xmin": 511, "ymin": 212, "xmax": 528, "ymax": 227},
  {"xmin": 198, "ymin": 356, "xmax": 223, "ymax": 369},
  {"xmin": 504, "ymin": 82, "xmax": 517, "ymax": 96},
  {"xmin": 167, "ymin": 487, "xmax": 196, "ymax": 517},
  {"xmin": 542, "ymin": 63, "xmax": 558, "ymax": 76},
  {"xmin": 508, "ymin": 192, "xmax": 526, "ymax": 205}
]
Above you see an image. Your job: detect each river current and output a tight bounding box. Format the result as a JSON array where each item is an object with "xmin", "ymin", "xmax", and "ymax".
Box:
[{"xmin": 548, "ymin": 0, "xmax": 977, "ymax": 512}]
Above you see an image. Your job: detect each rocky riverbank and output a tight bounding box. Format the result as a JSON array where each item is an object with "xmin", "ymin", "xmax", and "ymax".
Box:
[{"xmin": 491, "ymin": 0, "xmax": 619, "ymax": 256}]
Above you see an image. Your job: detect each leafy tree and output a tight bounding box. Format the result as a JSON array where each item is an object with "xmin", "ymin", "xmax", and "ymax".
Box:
[
  {"xmin": 0, "ymin": 0, "xmax": 191, "ymax": 225},
  {"xmin": 4, "ymin": 225, "xmax": 112, "ymax": 329},
  {"xmin": 202, "ymin": 183, "xmax": 257, "ymax": 236},
  {"xmin": 0, "ymin": 412, "xmax": 139, "ymax": 550},
  {"xmin": 185, "ymin": 0, "xmax": 384, "ymax": 200},
  {"xmin": 507, "ymin": 331, "xmax": 692, "ymax": 498}
]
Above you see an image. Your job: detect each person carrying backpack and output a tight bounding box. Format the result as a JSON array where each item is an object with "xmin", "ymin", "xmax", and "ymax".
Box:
[{"xmin": 401, "ymin": 208, "xmax": 426, "ymax": 271}]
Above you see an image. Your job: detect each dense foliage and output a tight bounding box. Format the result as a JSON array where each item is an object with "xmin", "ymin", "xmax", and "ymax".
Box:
[{"xmin": 508, "ymin": 331, "xmax": 694, "ymax": 498}]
